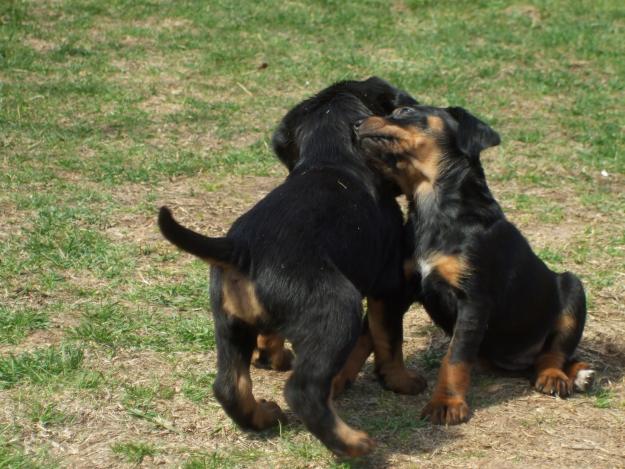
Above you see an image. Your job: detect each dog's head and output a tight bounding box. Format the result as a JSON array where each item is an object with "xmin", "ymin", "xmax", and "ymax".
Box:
[
  {"xmin": 272, "ymin": 77, "xmax": 418, "ymax": 171},
  {"xmin": 355, "ymin": 105, "xmax": 500, "ymax": 197}
]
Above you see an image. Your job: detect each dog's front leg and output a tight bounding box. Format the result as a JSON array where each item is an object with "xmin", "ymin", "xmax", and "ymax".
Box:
[{"xmin": 421, "ymin": 299, "xmax": 488, "ymax": 425}]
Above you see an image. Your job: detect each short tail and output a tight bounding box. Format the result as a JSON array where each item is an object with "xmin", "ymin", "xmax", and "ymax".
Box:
[
  {"xmin": 558, "ymin": 272, "xmax": 593, "ymax": 391},
  {"xmin": 158, "ymin": 206, "xmax": 250, "ymax": 271},
  {"xmin": 556, "ymin": 271, "xmax": 587, "ymax": 351}
]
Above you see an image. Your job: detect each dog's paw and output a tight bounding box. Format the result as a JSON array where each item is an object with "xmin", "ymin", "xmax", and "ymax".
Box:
[
  {"xmin": 421, "ymin": 397, "xmax": 469, "ymax": 425},
  {"xmin": 251, "ymin": 399, "xmax": 287, "ymax": 430},
  {"xmin": 344, "ymin": 431, "xmax": 375, "ymax": 458},
  {"xmin": 574, "ymin": 369, "xmax": 595, "ymax": 392},
  {"xmin": 383, "ymin": 368, "xmax": 427, "ymax": 395},
  {"xmin": 334, "ymin": 425, "xmax": 375, "ymax": 457},
  {"xmin": 535, "ymin": 368, "xmax": 571, "ymax": 397}
]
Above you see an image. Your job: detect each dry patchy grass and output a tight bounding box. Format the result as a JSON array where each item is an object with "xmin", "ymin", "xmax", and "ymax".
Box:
[{"xmin": 1, "ymin": 0, "xmax": 624, "ymax": 467}]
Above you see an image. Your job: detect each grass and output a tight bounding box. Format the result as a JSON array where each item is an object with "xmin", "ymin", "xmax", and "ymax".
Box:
[
  {"xmin": 0, "ymin": 344, "xmax": 84, "ymax": 389},
  {"xmin": 0, "ymin": 307, "xmax": 48, "ymax": 345},
  {"xmin": 26, "ymin": 401, "xmax": 69, "ymax": 427},
  {"xmin": 111, "ymin": 441, "xmax": 157, "ymax": 464},
  {"xmin": 1, "ymin": 0, "xmax": 624, "ymax": 467}
]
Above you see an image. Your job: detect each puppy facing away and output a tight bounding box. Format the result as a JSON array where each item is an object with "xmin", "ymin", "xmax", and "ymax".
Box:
[
  {"xmin": 356, "ymin": 105, "xmax": 594, "ymax": 425},
  {"xmin": 159, "ymin": 78, "xmax": 424, "ymax": 456}
]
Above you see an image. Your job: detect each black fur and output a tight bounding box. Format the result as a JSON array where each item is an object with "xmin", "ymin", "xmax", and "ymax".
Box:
[
  {"xmin": 159, "ymin": 78, "xmax": 420, "ymax": 456},
  {"xmin": 358, "ymin": 105, "xmax": 589, "ymax": 425}
]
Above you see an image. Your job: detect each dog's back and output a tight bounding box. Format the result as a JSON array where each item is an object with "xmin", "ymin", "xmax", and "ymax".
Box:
[{"xmin": 158, "ymin": 78, "xmax": 423, "ymax": 456}]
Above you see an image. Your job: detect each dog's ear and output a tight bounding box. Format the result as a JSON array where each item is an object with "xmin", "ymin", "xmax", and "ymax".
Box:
[
  {"xmin": 446, "ymin": 107, "xmax": 500, "ymax": 160},
  {"xmin": 362, "ymin": 76, "xmax": 419, "ymax": 113},
  {"xmin": 271, "ymin": 122, "xmax": 298, "ymax": 171},
  {"xmin": 392, "ymin": 90, "xmax": 419, "ymax": 109}
]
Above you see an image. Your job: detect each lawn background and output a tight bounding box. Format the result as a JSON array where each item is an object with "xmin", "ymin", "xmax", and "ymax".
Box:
[{"xmin": 1, "ymin": 0, "xmax": 624, "ymax": 467}]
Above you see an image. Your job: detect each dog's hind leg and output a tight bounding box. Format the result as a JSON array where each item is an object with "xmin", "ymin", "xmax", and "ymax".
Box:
[
  {"xmin": 285, "ymin": 294, "xmax": 374, "ymax": 457},
  {"xmin": 534, "ymin": 272, "xmax": 593, "ymax": 397},
  {"xmin": 332, "ymin": 320, "xmax": 373, "ymax": 397},
  {"xmin": 368, "ymin": 297, "xmax": 427, "ymax": 395},
  {"xmin": 212, "ymin": 316, "xmax": 287, "ymax": 431}
]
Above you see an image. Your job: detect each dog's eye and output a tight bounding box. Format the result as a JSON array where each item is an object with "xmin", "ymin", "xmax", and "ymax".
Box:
[{"xmin": 392, "ymin": 107, "xmax": 416, "ymax": 118}]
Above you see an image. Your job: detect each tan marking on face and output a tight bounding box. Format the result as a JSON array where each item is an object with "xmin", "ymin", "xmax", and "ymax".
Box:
[
  {"xmin": 359, "ymin": 117, "xmax": 444, "ymax": 199},
  {"xmin": 222, "ymin": 269, "xmax": 266, "ymax": 324},
  {"xmin": 427, "ymin": 115, "xmax": 445, "ymax": 132},
  {"xmin": 428, "ymin": 253, "xmax": 470, "ymax": 288}
]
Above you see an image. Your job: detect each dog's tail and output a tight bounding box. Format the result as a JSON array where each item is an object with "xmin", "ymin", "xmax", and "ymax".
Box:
[
  {"xmin": 556, "ymin": 272, "xmax": 594, "ymax": 392},
  {"xmin": 556, "ymin": 271, "xmax": 586, "ymax": 352},
  {"xmin": 158, "ymin": 206, "xmax": 250, "ymax": 272}
]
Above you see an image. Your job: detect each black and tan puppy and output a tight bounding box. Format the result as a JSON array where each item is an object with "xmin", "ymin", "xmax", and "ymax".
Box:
[
  {"xmin": 355, "ymin": 105, "xmax": 594, "ymax": 425},
  {"xmin": 159, "ymin": 78, "xmax": 424, "ymax": 456}
]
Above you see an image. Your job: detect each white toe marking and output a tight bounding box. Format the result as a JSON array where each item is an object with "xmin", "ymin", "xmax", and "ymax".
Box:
[{"xmin": 574, "ymin": 369, "xmax": 595, "ymax": 392}]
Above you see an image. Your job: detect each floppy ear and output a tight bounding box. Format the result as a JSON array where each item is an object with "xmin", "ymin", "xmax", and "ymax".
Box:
[
  {"xmin": 446, "ymin": 107, "xmax": 500, "ymax": 159},
  {"xmin": 361, "ymin": 76, "xmax": 419, "ymax": 113},
  {"xmin": 392, "ymin": 90, "xmax": 419, "ymax": 109},
  {"xmin": 271, "ymin": 122, "xmax": 298, "ymax": 171}
]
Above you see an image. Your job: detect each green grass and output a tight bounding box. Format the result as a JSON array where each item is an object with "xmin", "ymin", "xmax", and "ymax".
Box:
[
  {"xmin": 69, "ymin": 301, "xmax": 215, "ymax": 351},
  {"xmin": 183, "ymin": 450, "xmax": 261, "ymax": 469},
  {"xmin": 26, "ymin": 402, "xmax": 69, "ymax": 427},
  {"xmin": 0, "ymin": 308, "xmax": 48, "ymax": 345},
  {"xmin": 1, "ymin": 0, "xmax": 624, "ymax": 466},
  {"xmin": 0, "ymin": 433, "xmax": 50, "ymax": 469},
  {"xmin": 0, "ymin": 344, "xmax": 84, "ymax": 389},
  {"xmin": 592, "ymin": 388, "xmax": 616, "ymax": 409},
  {"xmin": 111, "ymin": 441, "xmax": 157, "ymax": 464},
  {"xmin": 181, "ymin": 372, "xmax": 216, "ymax": 404}
]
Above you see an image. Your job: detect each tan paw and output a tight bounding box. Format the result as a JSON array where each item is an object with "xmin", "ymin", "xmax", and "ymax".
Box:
[
  {"xmin": 251, "ymin": 399, "xmax": 287, "ymax": 430},
  {"xmin": 335, "ymin": 424, "xmax": 375, "ymax": 457},
  {"xmin": 421, "ymin": 397, "xmax": 469, "ymax": 425},
  {"xmin": 383, "ymin": 368, "xmax": 427, "ymax": 395},
  {"xmin": 343, "ymin": 431, "xmax": 375, "ymax": 457},
  {"xmin": 535, "ymin": 368, "xmax": 571, "ymax": 397}
]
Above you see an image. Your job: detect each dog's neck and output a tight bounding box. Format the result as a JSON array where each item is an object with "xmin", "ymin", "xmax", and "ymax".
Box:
[{"xmin": 410, "ymin": 159, "xmax": 503, "ymax": 256}]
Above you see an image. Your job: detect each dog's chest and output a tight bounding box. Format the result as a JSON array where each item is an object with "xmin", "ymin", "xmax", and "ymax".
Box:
[
  {"xmin": 418, "ymin": 258, "xmax": 433, "ymax": 280},
  {"xmin": 417, "ymin": 252, "xmax": 468, "ymax": 289}
]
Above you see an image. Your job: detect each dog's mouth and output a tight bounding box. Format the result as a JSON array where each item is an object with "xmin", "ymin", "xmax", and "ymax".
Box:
[
  {"xmin": 355, "ymin": 117, "xmax": 400, "ymax": 154},
  {"xmin": 358, "ymin": 133, "xmax": 398, "ymax": 144}
]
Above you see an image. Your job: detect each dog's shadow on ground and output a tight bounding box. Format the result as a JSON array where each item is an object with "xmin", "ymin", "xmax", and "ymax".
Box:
[
  {"xmin": 340, "ymin": 331, "xmax": 625, "ymax": 467},
  {"xmin": 240, "ymin": 330, "xmax": 624, "ymax": 468}
]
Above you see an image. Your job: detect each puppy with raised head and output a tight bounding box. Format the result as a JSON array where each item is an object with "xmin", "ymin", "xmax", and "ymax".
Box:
[
  {"xmin": 159, "ymin": 77, "xmax": 424, "ymax": 456},
  {"xmin": 356, "ymin": 105, "xmax": 594, "ymax": 425}
]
